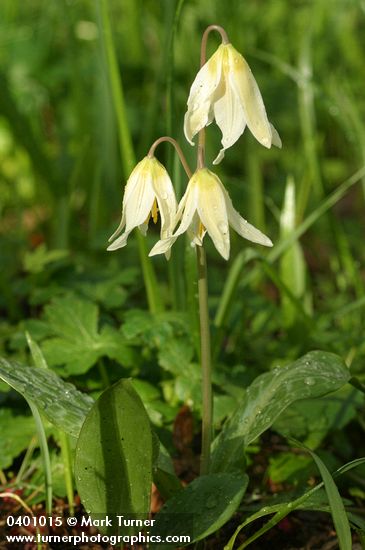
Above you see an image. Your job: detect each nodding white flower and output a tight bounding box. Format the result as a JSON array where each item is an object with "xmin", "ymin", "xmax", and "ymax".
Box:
[
  {"xmin": 184, "ymin": 43, "xmax": 282, "ymax": 164},
  {"xmin": 149, "ymin": 168, "xmax": 272, "ymax": 260},
  {"xmin": 107, "ymin": 156, "xmax": 177, "ymax": 251}
]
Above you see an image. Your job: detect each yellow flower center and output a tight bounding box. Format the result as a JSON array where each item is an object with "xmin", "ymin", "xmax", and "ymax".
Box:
[
  {"xmin": 151, "ymin": 199, "xmax": 159, "ymax": 223},
  {"xmin": 145, "ymin": 198, "xmax": 159, "ymax": 225},
  {"xmin": 198, "ymin": 220, "xmax": 205, "ymax": 239}
]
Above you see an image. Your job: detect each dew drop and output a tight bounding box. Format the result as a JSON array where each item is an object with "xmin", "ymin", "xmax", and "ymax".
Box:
[
  {"xmin": 304, "ymin": 377, "xmax": 315, "ymax": 386},
  {"xmin": 218, "ymin": 221, "xmax": 228, "ymax": 234},
  {"xmin": 205, "ymin": 495, "xmax": 217, "ymax": 509}
]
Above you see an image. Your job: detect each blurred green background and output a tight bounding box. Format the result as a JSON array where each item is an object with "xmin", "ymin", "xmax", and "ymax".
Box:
[{"xmin": 1, "ymin": 0, "xmax": 365, "ymax": 510}]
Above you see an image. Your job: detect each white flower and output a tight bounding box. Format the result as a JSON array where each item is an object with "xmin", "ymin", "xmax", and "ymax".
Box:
[
  {"xmin": 107, "ymin": 156, "xmax": 177, "ymax": 251},
  {"xmin": 149, "ymin": 168, "xmax": 272, "ymax": 260},
  {"xmin": 184, "ymin": 43, "xmax": 282, "ymax": 164}
]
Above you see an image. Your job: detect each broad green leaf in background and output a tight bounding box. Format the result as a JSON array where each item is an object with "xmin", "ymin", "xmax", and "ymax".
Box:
[
  {"xmin": 158, "ymin": 337, "xmax": 194, "ymax": 375},
  {"xmin": 75, "ymin": 379, "xmax": 154, "ymax": 535},
  {"xmin": 0, "ymin": 408, "xmax": 38, "ymax": 469},
  {"xmin": 153, "ymin": 440, "xmax": 182, "ymax": 500},
  {"xmin": 0, "ymin": 357, "xmax": 94, "ymax": 438},
  {"xmin": 41, "ymin": 295, "xmax": 134, "ymax": 375},
  {"xmin": 150, "ymin": 472, "xmax": 248, "ymax": 548},
  {"xmin": 211, "ymin": 351, "xmax": 351, "ymax": 473},
  {"xmin": 273, "ymin": 386, "xmax": 361, "ymax": 449}
]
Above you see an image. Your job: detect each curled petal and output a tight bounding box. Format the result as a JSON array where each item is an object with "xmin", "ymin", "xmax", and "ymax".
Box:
[
  {"xmin": 229, "ymin": 51, "xmax": 273, "ymax": 149},
  {"xmin": 107, "ymin": 230, "xmax": 132, "ymax": 251},
  {"xmin": 222, "ymin": 184, "xmax": 272, "ymax": 247},
  {"xmin": 184, "ymin": 47, "xmax": 223, "ymax": 145},
  {"xmin": 270, "ymin": 124, "xmax": 282, "ymax": 148}
]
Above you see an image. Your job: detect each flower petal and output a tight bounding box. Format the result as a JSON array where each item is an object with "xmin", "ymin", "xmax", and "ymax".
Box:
[
  {"xmin": 149, "ymin": 174, "xmax": 199, "ymax": 257},
  {"xmin": 229, "ymin": 47, "xmax": 273, "ymax": 148},
  {"xmin": 212, "ymin": 57, "xmax": 246, "ymax": 165},
  {"xmin": 220, "ymin": 180, "xmax": 273, "ymax": 247},
  {"xmin": 184, "ymin": 46, "xmax": 223, "ymax": 145},
  {"xmin": 124, "ymin": 171, "xmax": 155, "ymax": 232},
  {"xmin": 151, "ymin": 159, "xmax": 178, "ymax": 239},
  {"xmin": 108, "ymin": 209, "xmax": 126, "ymax": 242},
  {"xmin": 270, "ymin": 124, "xmax": 282, "ymax": 148},
  {"xmin": 149, "ymin": 236, "xmax": 177, "ymax": 257},
  {"xmin": 108, "ymin": 157, "xmax": 155, "ymax": 246},
  {"xmin": 196, "ymin": 170, "xmax": 230, "ymax": 260},
  {"xmin": 107, "ymin": 229, "xmax": 132, "ymax": 251}
]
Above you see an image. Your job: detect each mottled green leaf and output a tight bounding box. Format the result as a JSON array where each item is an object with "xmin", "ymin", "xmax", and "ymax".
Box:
[
  {"xmin": 211, "ymin": 351, "xmax": 350, "ymax": 473},
  {"xmin": 0, "ymin": 357, "xmax": 93, "ymax": 438},
  {"xmin": 75, "ymin": 379, "xmax": 153, "ymax": 535},
  {"xmin": 151, "ymin": 472, "xmax": 248, "ymax": 547}
]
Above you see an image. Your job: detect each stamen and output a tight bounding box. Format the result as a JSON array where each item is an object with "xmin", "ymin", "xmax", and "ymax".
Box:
[
  {"xmin": 152, "ymin": 199, "xmax": 159, "ymax": 224},
  {"xmin": 199, "ymin": 220, "xmax": 206, "ymax": 238}
]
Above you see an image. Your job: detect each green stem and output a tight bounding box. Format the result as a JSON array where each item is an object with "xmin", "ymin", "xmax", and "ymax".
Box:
[
  {"xmin": 196, "ymin": 245, "xmax": 212, "ymax": 475},
  {"xmin": 194, "ymin": 24, "xmax": 230, "ymax": 475},
  {"xmin": 27, "ymin": 401, "xmax": 53, "ymax": 514},
  {"xmin": 58, "ymin": 430, "xmax": 75, "ymax": 515},
  {"xmin": 98, "ymin": 0, "xmax": 163, "ymax": 314}
]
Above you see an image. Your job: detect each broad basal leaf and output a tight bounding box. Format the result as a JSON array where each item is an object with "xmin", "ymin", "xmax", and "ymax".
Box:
[
  {"xmin": 0, "ymin": 357, "xmax": 93, "ymax": 438},
  {"xmin": 75, "ymin": 379, "xmax": 154, "ymax": 535},
  {"xmin": 150, "ymin": 472, "xmax": 248, "ymax": 548},
  {"xmin": 211, "ymin": 351, "xmax": 350, "ymax": 473}
]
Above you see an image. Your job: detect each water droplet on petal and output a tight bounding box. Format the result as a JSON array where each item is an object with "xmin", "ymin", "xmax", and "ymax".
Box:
[{"xmin": 218, "ymin": 221, "xmax": 228, "ymax": 234}]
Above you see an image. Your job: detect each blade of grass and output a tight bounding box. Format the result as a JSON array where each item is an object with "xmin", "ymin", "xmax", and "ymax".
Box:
[
  {"xmin": 26, "ymin": 332, "xmax": 73, "ymax": 514},
  {"xmin": 27, "ymin": 401, "xmax": 53, "ymax": 514},
  {"xmin": 290, "ymin": 441, "xmax": 352, "ymax": 550},
  {"xmin": 97, "ymin": 0, "xmax": 163, "ymax": 313},
  {"xmin": 58, "ymin": 430, "xmax": 75, "ymax": 515},
  {"xmin": 164, "ymin": 0, "xmax": 187, "ymax": 310},
  {"xmin": 226, "ymin": 457, "xmax": 365, "ymax": 550}
]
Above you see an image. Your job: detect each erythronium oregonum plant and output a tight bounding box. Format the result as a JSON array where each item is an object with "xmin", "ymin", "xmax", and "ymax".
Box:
[
  {"xmin": 0, "ymin": 16, "xmax": 359, "ymax": 550},
  {"xmin": 107, "ymin": 25, "xmax": 278, "ymax": 477},
  {"xmin": 1, "ymin": 21, "xmax": 358, "ymax": 550}
]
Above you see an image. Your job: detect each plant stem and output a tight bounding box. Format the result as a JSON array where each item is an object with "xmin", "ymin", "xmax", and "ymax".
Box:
[
  {"xmin": 148, "ymin": 136, "xmax": 192, "ymax": 178},
  {"xmin": 195, "ymin": 25, "xmax": 229, "ymax": 475},
  {"xmin": 58, "ymin": 431, "xmax": 75, "ymax": 515},
  {"xmin": 196, "ymin": 245, "xmax": 212, "ymax": 475},
  {"xmin": 28, "ymin": 401, "xmax": 53, "ymax": 514},
  {"xmin": 98, "ymin": 0, "xmax": 163, "ymax": 314}
]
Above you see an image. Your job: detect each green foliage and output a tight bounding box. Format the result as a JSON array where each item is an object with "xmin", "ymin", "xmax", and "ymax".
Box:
[
  {"xmin": 0, "ymin": 357, "xmax": 93, "ymax": 438},
  {"xmin": 273, "ymin": 386, "xmax": 362, "ymax": 449},
  {"xmin": 75, "ymin": 379, "xmax": 154, "ymax": 535},
  {"xmin": 1, "ymin": 0, "xmax": 365, "ymax": 546},
  {"xmin": 41, "ymin": 295, "xmax": 134, "ymax": 375},
  {"xmin": 151, "ymin": 472, "xmax": 248, "ymax": 547},
  {"xmin": 0, "ymin": 408, "xmax": 37, "ymax": 469},
  {"xmin": 211, "ymin": 351, "xmax": 351, "ymax": 473}
]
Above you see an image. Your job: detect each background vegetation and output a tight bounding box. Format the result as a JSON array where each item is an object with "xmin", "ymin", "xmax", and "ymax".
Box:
[{"xmin": 1, "ymin": 0, "xmax": 365, "ymax": 545}]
